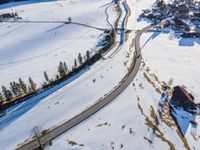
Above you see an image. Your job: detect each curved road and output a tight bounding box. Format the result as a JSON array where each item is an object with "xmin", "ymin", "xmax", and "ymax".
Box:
[{"xmin": 16, "ymin": 24, "xmax": 152, "ymax": 150}]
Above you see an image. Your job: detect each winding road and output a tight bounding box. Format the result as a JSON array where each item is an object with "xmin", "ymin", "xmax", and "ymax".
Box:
[
  {"xmin": 0, "ymin": 0, "xmax": 153, "ymax": 149},
  {"xmin": 16, "ymin": 21, "xmax": 152, "ymax": 150}
]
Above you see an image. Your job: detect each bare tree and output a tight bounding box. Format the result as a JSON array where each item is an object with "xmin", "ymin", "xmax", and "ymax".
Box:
[{"xmin": 31, "ymin": 126, "xmax": 43, "ymax": 150}]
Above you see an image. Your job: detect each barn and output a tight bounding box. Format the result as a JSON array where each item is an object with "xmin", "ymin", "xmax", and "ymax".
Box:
[{"xmin": 171, "ymin": 86, "xmax": 198, "ymax": 112}]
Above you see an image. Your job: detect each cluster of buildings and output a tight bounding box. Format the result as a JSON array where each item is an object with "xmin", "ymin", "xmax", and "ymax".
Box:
[{"xmin": 140, "ymin": 0, "xmax": 200, "ymax": 37}]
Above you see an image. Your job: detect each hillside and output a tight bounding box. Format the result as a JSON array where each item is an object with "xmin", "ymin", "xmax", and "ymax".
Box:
[{"xmin": 0, "ymin": 0, "xmax": 200, "ymax": 150}]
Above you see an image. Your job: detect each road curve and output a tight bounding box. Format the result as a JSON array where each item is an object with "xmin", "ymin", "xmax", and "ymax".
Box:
[{"xmin": 16, "ymin": 26, "xmax": 153, "ymax": 150}]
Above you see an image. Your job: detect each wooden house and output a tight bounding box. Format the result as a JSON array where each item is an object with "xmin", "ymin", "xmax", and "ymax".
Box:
[{"xmin": 171, "ymin": 86, "xmax": 199, "ymax": 113}]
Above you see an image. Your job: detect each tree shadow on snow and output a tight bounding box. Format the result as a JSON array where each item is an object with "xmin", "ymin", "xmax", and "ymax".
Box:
[
  {"xmin": 141, "ymin": 31, "xmax": 161, "ymax": 49},
  {"xmin": 0, "ymin": 67, "xmax": 90, "ymax": 131},
  {"xmin": 0, "ymin": 0, "xmax": 57, "ymax": 9},
  {"xmin": 142, "ymin": 29, "xmax": 200, "ymax": 49}
]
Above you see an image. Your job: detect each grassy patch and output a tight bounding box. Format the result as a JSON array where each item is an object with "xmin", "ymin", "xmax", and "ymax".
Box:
[
  {"xmin": 67, "ymin": 139, "xmax": 84, "ymax": 147},
  {"xmin": 137, "ymin": 98, "xmax": 175, "ymax": 150}
]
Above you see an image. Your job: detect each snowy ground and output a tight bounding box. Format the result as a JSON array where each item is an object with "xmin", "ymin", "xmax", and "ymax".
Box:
[
  {"xmin": 0, "ymin": 0, "xmax": 116, "ymax": 87},
  {"xmin": 140, "ymin": 24, "xmax": 200, "ymax": 150},
  {"xmin": 46, "ymin": 69, "xmax": 172, "ymax": 150},
  {"xmin": 46, "ymin": 0, "xmax": 200, "ymax": 149},
  {"xmin": 1, "ymin": 0, "xmax": 200, "ymax": 149},
  {"xmin": 47, "ymin": 66, "xmax": 199, "ymax": 150},
  {"xmin": 141, "ymin": 32, "xmax": 200, "ymax": 102},
  {"xmin": 0, "ymin": 0, "xmax": 135, "ymax": 149}
]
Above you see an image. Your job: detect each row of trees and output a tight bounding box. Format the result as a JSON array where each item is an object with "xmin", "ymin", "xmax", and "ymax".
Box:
[
  {"xmin": 0, "ymin": 77, "xmax": 36, "ymax": 104},
  {"xmin": 1, "ymin": 27, "xmax": 114, "ymax": 107},
  {"xmin": 43, "ymin": 50, "xmax": 90, "ymax": 85},
  {"xmin": 0, "ymin": 50, "xmax": 91, "ymax": 106}
]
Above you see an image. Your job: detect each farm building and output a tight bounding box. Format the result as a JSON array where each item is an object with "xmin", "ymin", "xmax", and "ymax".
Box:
[{"xmin": 171, "ymin": 86, "xmax": 199, "ymax": 113}]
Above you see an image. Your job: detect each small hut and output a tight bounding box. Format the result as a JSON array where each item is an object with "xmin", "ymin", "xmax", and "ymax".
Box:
[{"xmin": 171, "ymin": 86, "xmax": 198, "ymax": 112}]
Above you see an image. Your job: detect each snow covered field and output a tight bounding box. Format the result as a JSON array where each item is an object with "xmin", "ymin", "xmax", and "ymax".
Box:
[
  {"xmin": 0, "ymin": 0, "xmax": 116, "ymax": 87},
  {"xmin": 0, "ymin": 0, "xmax": 200, "ymax": 149},
  {"xmin": 140, "ymin": 24, "xmax": 200, "ymax": 150},
  {"xmin": 0, "ymin": 0, "xmax": 135, "ymax": 149},
  {"xmin": 47, "ymin": 68, "xmax": 195, "ymax": 150},
  {"xmin": 141, "ymin": 32, "xmax": 200, "ymax": 102},
  {"xmin": 46, "ymin": 0, "xmax": 200, "ymax": 149},
  {"xmin": 140, "ymin": 30, "xmax": 200, "ymax": 149}
]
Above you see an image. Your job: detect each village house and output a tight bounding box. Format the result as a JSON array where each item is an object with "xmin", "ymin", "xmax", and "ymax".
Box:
[
  {"xmin": 171, "ymin": 86, "xmax": 200, "ymax": 114},
  {"xmin": 140, "ymin": 0, "xmax": 200, "ymax": 37}
]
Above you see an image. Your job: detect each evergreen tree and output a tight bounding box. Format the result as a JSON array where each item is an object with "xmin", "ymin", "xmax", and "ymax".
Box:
[
  {"xmin": 74, "ymin": 59, "xmax": 77, "ymax": 68},
  {"xmin": 58, "ymin": 62, "xmax": 66, "ymax": 77},
  {"xmin": 0, "ymin": 91, "xmax": 5, "ymax": 116},
  {"xmin": 78, "ymin": 53, "xmax": 83, "ymax": 65},
  {"xmin": 19, "ymin": 78, "xmax": 27, "ymax": 94},
  {"xmin": 16, "ymin": 82, "xmax": 22, "ymax": 96},
  {"xmin": 42, "ymin": 81, "xmax": 48, "ymax": 88},
  {"xmin": 2, "ymin": 86, "xmax": 12, "ymax": 101},
  {"xmin": 56, "ymin": 74, "xmax": 59, "ymax": 80},
  {"xmin": 2, "ymin": 86, "xmax": 6, "ymax": 95},
  {"xmin": 10, "ymin": 81, "xmax": 21, "ymax": 96},
  {"xmin": 28, "ymin": 86, "xmax": 32, "ymax": 93},
  {"xmin": 7, "ymin": 89, "xmax": 12, "ymax": 101},
  {"xmin": 44, "ymin": 71, "xmax": 49, "ymax": 83},
  {"xmin": 10, "ymin": 82, "xmax": 18, "ymax": 96},
  {"xmin": 63, "ymin": 62, "xmax": 68, "ymax": 73},
  {"xmin": 86, "ymin": 50, "xmax": 90, "ymax": 60},
  {"xmin": 0, "ymin": 92, "xmax": 4, "ymax": 103},
  {"xmin": 2, "ymin": 86, "xmax": 7, "ymax": 100},
  {"xmin": 29, "ymin": 77, "xmax": 36, "ymax": 92}
]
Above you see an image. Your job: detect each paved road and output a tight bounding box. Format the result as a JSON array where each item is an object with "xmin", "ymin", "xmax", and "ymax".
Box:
[{"xmin": 16, "ymin": 24, "xmax": 152, "ymax": 150}]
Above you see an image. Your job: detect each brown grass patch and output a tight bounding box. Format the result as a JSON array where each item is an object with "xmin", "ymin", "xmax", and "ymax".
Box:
[
  {"xmin": 67, "ymin": 140, "xmax": 84, "ymax": 147},
  {"xmin": 137, "ymin": 100, "xmax": 175, "ymax": 150}
]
